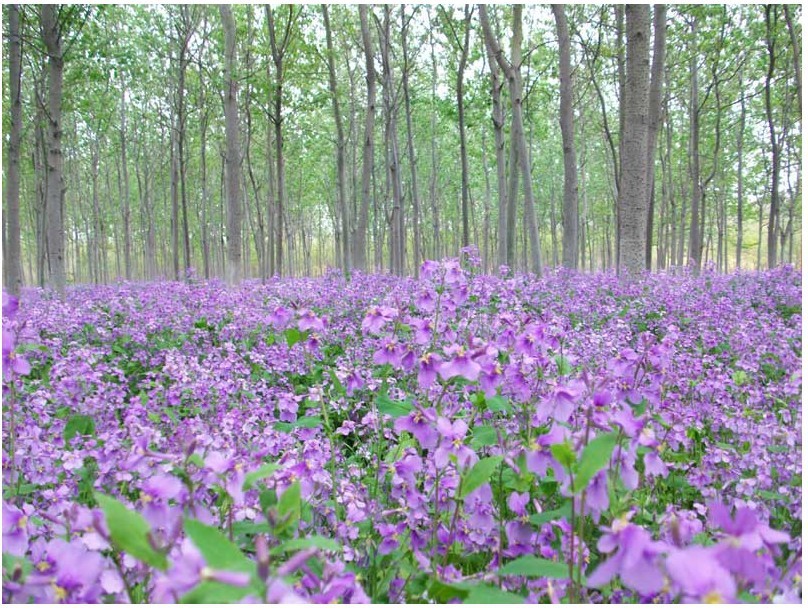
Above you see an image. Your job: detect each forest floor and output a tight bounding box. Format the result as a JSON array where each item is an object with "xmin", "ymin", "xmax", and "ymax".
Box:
[{"xmin": 1, "ymin": 260, "xmax": 802, "ymax": 603}]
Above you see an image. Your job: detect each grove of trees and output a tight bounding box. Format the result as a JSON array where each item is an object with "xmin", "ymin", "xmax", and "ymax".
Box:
[{"xmin": 2, "ymin": 4, "xmax": 802, "ymax": 293}]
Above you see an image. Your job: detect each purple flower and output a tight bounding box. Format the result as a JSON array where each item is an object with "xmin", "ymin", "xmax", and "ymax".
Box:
[
  {"xmin": 362, "ymin": 306, "xmax": 398, "ymax": 334},
  {"xmin": 666, "ymin": 546, "xmax": 736, "ymax": 603},
  {"xmin": 3, "ymin": 292, "xmax": 19, "ymax": 319},
  {"xmin": 535, "ymin": 383, "xmax": 580, "ymax": 424},
  {"xmin": 417, "ymin": 353, "xmax": 442, "ymax": 389},
  {"xmin": 434, "ymin": 417, "xmax": 476, "ymax": 469},
  {"xmin": 479, "ymin": 362, "xmax": 503, "ymax": 397},
  {"xmin": 2, "ymin": 504, "xmax": 29, "ymax": 556},
  {"xmin": 588, "ymin": 519, "xmax": 666, "ymax": 595},
  {"xmin": 394, "ymin": 408, "xmax": 438, "ymax": 450},
  {"xmin": 439, "ymin": 346, "xmax": 481, "ymax": 381},
  {"xmin": 268, "ymin": 305, "xmax": 292, "ymax": 328},
  {"xmin": 297, "ymin": 309, "xmax": 326, "ymax": 332},
  {"xmin": 373, "ymin": 339, "xmax": 402, "ymax": 367}
]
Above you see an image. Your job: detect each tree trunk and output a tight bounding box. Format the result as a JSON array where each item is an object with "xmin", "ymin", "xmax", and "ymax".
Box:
[
  {"xmin": 380, "ymin": 5, "xmax": 405, "ymax": 274},
  {"xmin": 617, "ymin": 5, "xmax": 651, "ymax": 274},
  {"xmin": 355, "ymin": 5, "xmax": 375, "ymax": 271},
  {"xmin": 220, "ymin": 5, "xmax": 242, "ymax": 286},
  {"xmin": 401, "ymin": 7, "xmax": 422, "ymax": 276},
  {"xmin": 41, "ymin": 5, "xmax": 66, "ymax": 297},
  {"xmin": 736, "ymin": 71, "xmax": 746, "ymax": 269},
  {"xmin": 322, "ymin": 5, "xmax": 351, "ymax": 274},
  {"xmin": 783, "ymin": 5, "xmax": 801, "ymax": 118},
  {"xmin": 485, "ymin": 21, "xmax": 508, "ymax": 270},
  {"xmin": 552, "ymin": 4, "xmax": 578, "ymax": 269},
  {"xmin": 479, "ymin": 4, "xmax": 542, "ymax": 276},
  {"xmin": 764, "ymin": 5, "xmax": 780, "ymax": 269},
  {"xmin": 687, "ymin": 16, "xmax": 702, "ymax": 272},
  {"xmin": 644, "ymin": 4, "xmax": 666, "ymax": 270},
  {"xmin": 4, "ymin": 4, "xmax": 23, "ymax": 295},
  {"xmin": 267, "ymin": 6, "xmax": 296, "ymax": 276}
]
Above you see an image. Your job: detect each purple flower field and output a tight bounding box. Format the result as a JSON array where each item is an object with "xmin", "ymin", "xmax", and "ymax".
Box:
[{"xmin": 2, "ymin": 257, "xmax": 802, "ymax": 603}]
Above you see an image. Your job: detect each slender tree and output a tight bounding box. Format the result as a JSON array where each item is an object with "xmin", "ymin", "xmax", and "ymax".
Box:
[
  {"xmin": 4, "ymin": 5, "xmax": 24, "ymax": 294},
  {"xmin": 479, "ymin": 4, "xmax": 542, "ymax": 275},
  {"xmin": 220, "ymin": 4, "xmax": 242, "ymax": 286},
  {"xmin": 40, "ymin": 5, "xmax": 67, "ymax": 297},
  {"xmin": 644, "ymin": 5, "xmax": 666, "ymax": 270},
  {"xmin": 552, "ymin": 4, "xmax": 578, "ymax": 269},
  {"xmin": 617, "ymin": 5, "xmax": 651, "ymax": 274},
  {"xmin": 322, "ymin": 5, "xmax": 350, "ymax": 273},
  {"xmin": 355, "ymin": 5, "xmax": 375, "ymax": 271}
]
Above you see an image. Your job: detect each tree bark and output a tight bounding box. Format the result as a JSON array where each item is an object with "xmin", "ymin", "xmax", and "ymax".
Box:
[
  {"xmin": 552, "ymin": 4, "xmax": 578, "ymax": 269},
  {"xmin": 617, "ymin": 5, "xmax": 651, "ymax": 274},
  {"xmin": 220, "ymin": 5, "xmax": 242, "ymax": 286},
  {"xmin": 783, "ymin": 5, "xmax": 801, "ymax": 118},
  {"xmin": 479, "ymin": 4, "xmax": 542, "ymax": 276},
  {"xmin": 644, "ymin": 5, "xmax": 666, "ymax": 270},
  {"xmin": 4, "ymin": 4, "xmax": 23, "ymax": 295},
  {"xmin": 485, "ymin": 17, "xmax": 508, "ymax": 270},
  {"xmin": 41, "ymin": 5, "xmax": 67, "ymax": 297},
  {"xmin": 322, "ymin": 5, "xmax": 351, "ymax": 274},
  {"xmin": 401, "ymin": 7, "xmax": 422, "ymax": 276},
  {"xmin": 355, "ymin": 5, "xmax": 375, "ymax": 271},
  {"xmin": 687, "ymin": 16, "xmax": 702, "ymax": 272},
  {"xmin": 765, "ymin": 5, "xmax": 780, "ymax": 269},
  {"xmin": 267, "ymin": 6, "xmax": 296, "ymax": 276}
]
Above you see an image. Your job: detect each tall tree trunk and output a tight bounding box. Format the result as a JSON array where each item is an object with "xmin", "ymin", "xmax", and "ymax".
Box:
[
  {"xmin": 170, "ymin": 112, "xmax": 180, "ymax": 279},
  {"xmin": 380, "ymin": 5, "xmax": 405, "ymax": 274},
  {"xmin": 220, "ymin": 5, "xmax": 242, "ymax": 286},
  {"xmin": 119, "ymin": 82, "xmax": 132, "ymax": 280},
  {"xmin": 401, "ymin": 7, "xmax": 422, "ymax": 276},
  {"xmin": 615, "ymin": 5, "xmax": 625, "ymax": 268},
  {"xmin": 355, "ymin": 5, "xmax": 375, "ymax": 271},
  {"xmin": 442, "ymin": 6, "xmax": 473, "ymax": 249},
  {"xmin": 322, "ymin": 5, "xmax": 351, "ymax": 274},
  {"xmin": 687, "ymin": 16, "xmax": 702, "ymax": 272},
  {"xmin": 783, "ymin": 5, "xmax": 801, "ymax": 118},
  {"xmin": 735, "ymin": 72, "xmax": 745, "ymax": 269},
  {"xmin": 479, "ymin": 4, "xmax": 542, "ymax": 276},
  {"xmin": 41, "ymin": 5, "xmax": 66, "ymax": 297},
  {"xmin": 485, "ymin": 21, "xmax": 508, "ymax": 270},
  {"xmin": 552, "ymin": 4, "xmax": 578, "ymax": 269},
  {"xmin": 267, "ymin": 6, "xmax": 296, "ymax": 276},
  {"xmin": 4, "ymin": 4, "xmax": 23, "ymax": 295},
  {"xmin": 644, "ymin": 4, "xmax": 666, "ymax": 270},
  {"xmin": 617, "ymin": 5, "xmax": 651, "ymax": 274},
  {"xmin": 764, "ymin": 5, "xmax": 780, "ymax": 269}
]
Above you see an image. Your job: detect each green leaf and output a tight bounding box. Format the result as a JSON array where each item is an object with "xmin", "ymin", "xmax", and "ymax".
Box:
[
  {"xmin": 498, "ymin": 555, "xmax": 569, "ymax": 580},
  {"xmin": 270, "ymin": 535, "xmax": 341, "ymax": 556},
  {"xmin": 550, "ymin": 442, "xmax": 576, "ymax": 470},
  {"xmin": 277, "ymin": 481, "xmax": 301, "ymax": 532},
  {"xmin": 463, "ymin": 584, "xmax": 525, "ymax": 604},
  {"xmin": 528, "ymin": 502, "xmax": 572, "ymax": 526},
  {"xmin": 376, "ymin": 395, "xmax": 414, "ymax": 418},
  {"xmin": 242, "ymin": 463, "xmax": 281, "ymax": 491},
  {"xmin": 471, "ymin": 425, "xmax": 499, "ymax": 448},
  {"xmin": 184, "ymin": 519, "xmax": 252, "ymax": 573},
  {"xmin": 574, "ymin": 432, "xmax": 619, "ymax": 491},
  {"xmin": 274, "ymin": 417, "xmax": 322, "ymax": 432},
  {"xmin": 284, "ymin": 328, "xmax": 307, "ymax": 348},
  {"xmin": 459, "ymin": 455, "xmax": 503, "ymax": 499},
  {"xmin": 555, "ymin": 355, "xmax": 573, "ymax": 376},
  {"xmin": 95, "ymin": 494, "xmax": 167, "ymax": 570},
  {"xmin": 485, "ymin": 395, "xmax": 511, "ymax": 413},
  {"xmin": 180, "ymin": 581, "xmax": 252, "ymax": 604},
  {"xmin": 732, "ymin": 370, "xmax": 749, "ymax": 386},
  {"xmin": 64, "ymin": 415, "xmax": 95, "ymax": 444}
]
